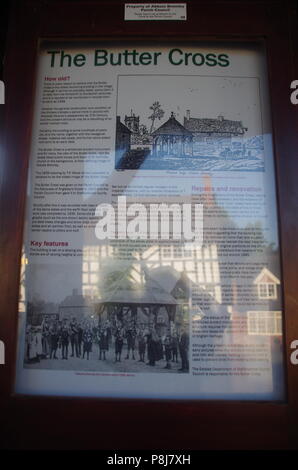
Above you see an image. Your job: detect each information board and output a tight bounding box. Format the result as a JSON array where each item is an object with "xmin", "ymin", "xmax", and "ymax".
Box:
[{"xmin": 15, "ymin": 42, "xmax": 285, "ymax": 400}]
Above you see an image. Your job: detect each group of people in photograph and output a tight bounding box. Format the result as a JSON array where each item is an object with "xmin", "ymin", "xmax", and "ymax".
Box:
[{"xmin": 25, "ymin": 315, "xmax": 189, "ymax": 372}]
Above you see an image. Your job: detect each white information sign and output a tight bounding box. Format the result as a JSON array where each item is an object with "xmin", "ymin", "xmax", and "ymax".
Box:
[{"xmin": 15, "ymin": 42, "xmax": 285, "ymax": 400}]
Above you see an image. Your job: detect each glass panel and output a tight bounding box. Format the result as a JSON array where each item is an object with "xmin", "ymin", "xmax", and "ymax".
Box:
[{"xmin": 15, "ymin": 41, "xmax": 285, "ymax": 400}]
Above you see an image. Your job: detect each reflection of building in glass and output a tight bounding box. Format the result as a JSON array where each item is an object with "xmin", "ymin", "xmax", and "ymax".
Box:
[
  {"xmin": 246, "ymin": 267, "xmax": 282, "ymax": 336},
  {"xmin": 254, "ymin": 267, "xmax": 279, "ymax": 300},
  {"xmin": 116, "ymin": 110, "xmax": 249, "ymax": 161},
  {"xmin": 59, "ymin": 288, "xmax": 94, "ymax": 321},
  {"xmin": 124, "ymin": 110, "xmax": 139, "ymax": 134},
  {"xmin": 144, "ymin": 243, "xmax": 221, "ymax": 303},
  {"xmin": 27, "ymin": 302, "xmax": 59, "ymax": 326}
]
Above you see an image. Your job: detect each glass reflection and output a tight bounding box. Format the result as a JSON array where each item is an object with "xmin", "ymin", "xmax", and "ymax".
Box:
[{"xmin": 20, "ymin": 173, "xmax": 283, "ymax": 389}]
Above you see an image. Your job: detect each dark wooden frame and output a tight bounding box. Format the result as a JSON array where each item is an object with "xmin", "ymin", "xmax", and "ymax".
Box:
[{"xmin": 0, "ymin": 0, "xmax": 297, "ymax": 449}]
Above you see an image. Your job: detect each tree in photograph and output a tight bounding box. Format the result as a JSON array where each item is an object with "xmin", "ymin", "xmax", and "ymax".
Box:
[
  {"xmin": 148, "ymin": 101, "xmax": 165, "ymax": 133},
  {"xmin": 139, "ymin": 124, "xmax": 149, "ymax": 135}
]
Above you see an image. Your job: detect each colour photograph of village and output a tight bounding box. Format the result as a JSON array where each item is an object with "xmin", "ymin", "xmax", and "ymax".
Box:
[{"xmin": 115, "ymin": 75, "xmax": 265, "ymax": 171}]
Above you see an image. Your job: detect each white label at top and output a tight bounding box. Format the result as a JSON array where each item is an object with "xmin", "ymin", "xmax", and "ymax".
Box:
[{"xmin": 125, "ymin": 3, "xmax": 187, "ymax": 21}]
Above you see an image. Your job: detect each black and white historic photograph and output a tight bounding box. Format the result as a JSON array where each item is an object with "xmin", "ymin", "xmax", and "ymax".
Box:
[
  {"xmin": 23, "ymin": 260, "xmax": 191, "ymax": 374},
  {"xmin": 115, "ymin": 75, "xmax": 265, "ymax": 171}
]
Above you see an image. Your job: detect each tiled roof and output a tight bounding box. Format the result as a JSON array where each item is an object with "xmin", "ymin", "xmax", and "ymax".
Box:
[
  {"xmin": 152, "ymin": 114, "xmax": 193, "ymax": 136},
  {"xmin": 184, "ymin": 116, "xmax": 246, "ymax": 134}
]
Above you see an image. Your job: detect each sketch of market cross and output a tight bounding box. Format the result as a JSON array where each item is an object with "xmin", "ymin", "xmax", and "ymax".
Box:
[{"xmin": 115, "ymin": 108, "xmax": 264, "ymax": 171}]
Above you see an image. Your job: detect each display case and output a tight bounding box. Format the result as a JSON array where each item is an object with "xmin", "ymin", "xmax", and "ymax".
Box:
[{"xmin": 0, "ymin": 0, "xmax": 297, "ymax": 449}]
